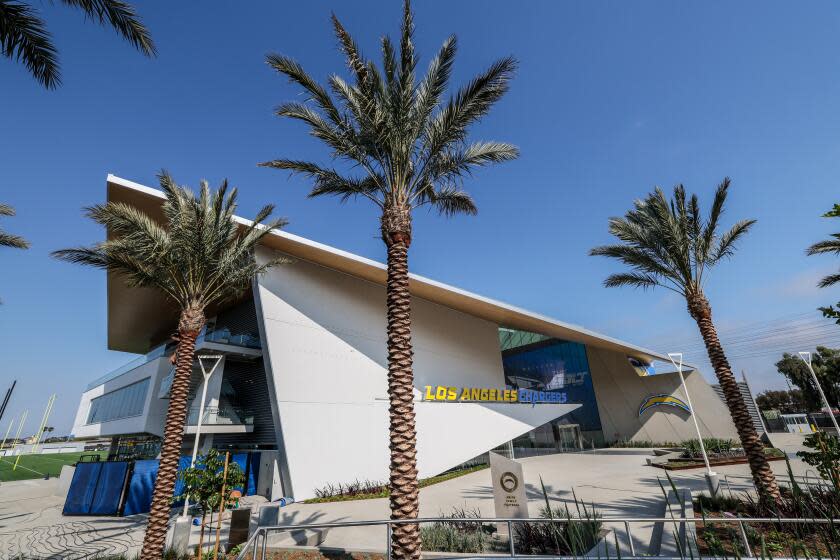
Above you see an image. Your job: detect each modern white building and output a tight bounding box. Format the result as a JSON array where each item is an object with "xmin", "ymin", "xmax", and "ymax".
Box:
[{"xmin": 72, "ymin": 175, "xmax": 739, "ymax": 501}]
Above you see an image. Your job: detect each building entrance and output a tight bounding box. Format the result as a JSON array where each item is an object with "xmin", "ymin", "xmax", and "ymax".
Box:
[{"xmin": 552, "ymin": 423, "xmax": 583, "ymax": 452}]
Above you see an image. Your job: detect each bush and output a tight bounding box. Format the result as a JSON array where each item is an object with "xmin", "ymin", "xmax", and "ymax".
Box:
[
  {"xmin": 420, "ymin": 507, "xmax": 497, "ymax": 553},
  {"xmin": 695, "ymin": 492, "xmax": 746, "ymax": 514},
  {"xmin": 312, "ymin": 479, "xmax": 388, "ymax": 500},
  {"xmin": 680, "ymin": 438, "xmax": 738, "ymax": 458},
  {"xmin": 607, "ymin": 440, "xmax": 678, "ymax": 448},
  {"xmin": 513, "ymin": 480, "xmax": 602, "ymax": 556},
  {"xmin": 797, "ymin": 431, "xmax": 840, "ymax": 490}
]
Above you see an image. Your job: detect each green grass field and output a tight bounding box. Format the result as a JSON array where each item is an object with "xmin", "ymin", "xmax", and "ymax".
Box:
[{"xmin": 0, "ymin": 450, "xmax": 107, "ymax": 482}]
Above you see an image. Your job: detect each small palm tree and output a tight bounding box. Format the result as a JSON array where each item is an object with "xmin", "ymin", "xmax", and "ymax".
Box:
[
  {"xmin": 807, "ymin": 203, "xmax": 840, "ymax": 287},
  {"xmin": 590, "ymin": 179, "xmax": 781, "ymax": 504},
  {"xmin": 260, "ymin": 2, "xmax": 517, "ymax": 557},
  {"xmin": 1, "ymin": 0, "xmax": 155, "ymax": 89},
  {"xmin": 53, "ymin": 172, "xmax": 285, "ymax": 558}
]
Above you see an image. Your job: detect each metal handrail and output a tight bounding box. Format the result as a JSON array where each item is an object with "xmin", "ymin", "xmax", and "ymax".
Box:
[{"xmin": 235, "ymin": 515, "xmax": 840, "ymax": 560}]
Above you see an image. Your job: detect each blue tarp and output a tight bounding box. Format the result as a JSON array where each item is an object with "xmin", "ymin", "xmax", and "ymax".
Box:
[
  {"xmin": 90, "ymin": 461, "xmax": 129, "ymax": 515},
  {"xmin": 122, "ymin": 452, "xmax": 260, "ymax": 516},
  {"xmin": 63, "ymin": 461, "xmax": 130, "ymax": 516},
  {"xmin": 63, "ymin": 462, "xmax": 102, "ymax": 515}
]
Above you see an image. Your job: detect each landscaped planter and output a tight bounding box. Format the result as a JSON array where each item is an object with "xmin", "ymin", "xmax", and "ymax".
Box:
[{"xmin": 651, "ymin": 451, "xmax": 786, "ymax": 471}]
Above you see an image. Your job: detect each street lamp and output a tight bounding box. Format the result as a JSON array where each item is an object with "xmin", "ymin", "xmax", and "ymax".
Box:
[
  {"xmin": 798, "ymin": 352, "xmax": 840, "ymax": 435},
  {"xmin": 668, "ymin": 353, "xmax": 718, "ymax": 495},
  {"xmin": 182, "ymin": 353, "xmax": 224, "ymax": 518}
]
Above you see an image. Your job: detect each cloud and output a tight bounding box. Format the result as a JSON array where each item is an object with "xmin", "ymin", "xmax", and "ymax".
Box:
[{"xmin": 769, "ymin": 266, "xmax": 835, "ymax": 298}]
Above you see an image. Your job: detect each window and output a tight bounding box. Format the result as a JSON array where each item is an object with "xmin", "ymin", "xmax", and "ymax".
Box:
[{"xmin": 87, "ymin": 378, "xmax": 150, "ymax": 424}]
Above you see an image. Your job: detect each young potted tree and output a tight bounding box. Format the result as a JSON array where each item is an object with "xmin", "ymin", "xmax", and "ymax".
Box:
[{"xmin": 174, "ymin": 449, "xmax": 246, "ymax": 558}]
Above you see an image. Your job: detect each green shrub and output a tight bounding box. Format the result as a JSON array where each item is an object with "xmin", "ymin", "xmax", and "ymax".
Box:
[
  {"xmin": 680, "ymin": 438, "xmax": 738, "ymax": 457},
  {"xmin": 797, "ymin": 431, "xmax": 840, "ymax": 490},
  {"xmin": 420, "ymin": 507, "xmax": 496, "ymax": 553},
  {"xmin": 607, "ymin": 440, "xmax": 678, "ymax": 448},
  {"xmin": 695, "ymin": 492, "xmax": 746, "ymax": 514},
  {"xmin": 513, "ymin": 479, "xmax": 602, "ymax": 556}
]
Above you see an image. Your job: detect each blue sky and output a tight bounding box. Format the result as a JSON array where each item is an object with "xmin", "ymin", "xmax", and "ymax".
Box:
[{"xmin": 2, "ymin": 1, "xmax": 840, "ymax": 435}]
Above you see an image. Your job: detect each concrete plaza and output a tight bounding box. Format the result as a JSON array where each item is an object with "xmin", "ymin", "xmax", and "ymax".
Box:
[{"xmin": 0, "ymin": 449, "xmax": 815, "ymax": 558}]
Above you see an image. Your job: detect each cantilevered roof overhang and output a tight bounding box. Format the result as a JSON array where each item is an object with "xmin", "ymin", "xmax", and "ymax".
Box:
[{"xmin": 105, "ymin": 174, "xmax": 678, "ymax": 366}]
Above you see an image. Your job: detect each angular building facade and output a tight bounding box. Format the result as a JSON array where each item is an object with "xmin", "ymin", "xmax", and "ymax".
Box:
[{"xmin": 72, "ymin": 175, "xmax": 739, "ymax": 501}]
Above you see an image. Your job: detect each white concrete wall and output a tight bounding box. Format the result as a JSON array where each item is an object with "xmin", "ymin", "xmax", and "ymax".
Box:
[
  {"xmin": 256, "ymin": 249, "xmax": 577, "ymax": 500},
  {"xmin": 587, "ymin": 346, "xmax": 739, "ymax": 443},
  {"xmin": 71, "ymin": 356, "xmax": 171, "ymax": 439}
]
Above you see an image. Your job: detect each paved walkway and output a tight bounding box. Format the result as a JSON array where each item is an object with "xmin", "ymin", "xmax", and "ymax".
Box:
[
  {"xmin": 0, "ymin": 478, "xmax": 146, "ymax": 559},
  {"xmin": 269, "ymin": 449, "xmax": 814, "ymax": 554},
  {"xmin": 0, "ymin": 450, "xmax": 816, "ymax": 558}
]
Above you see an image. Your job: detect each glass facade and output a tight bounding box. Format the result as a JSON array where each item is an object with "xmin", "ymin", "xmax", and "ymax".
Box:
[
  {"xmin": 87, "ymin": 378, "xmax": 150, "ymax": 424},
  {"xmin": 500, "ymin": 328, "xmax": 605, "ymax": 450}
]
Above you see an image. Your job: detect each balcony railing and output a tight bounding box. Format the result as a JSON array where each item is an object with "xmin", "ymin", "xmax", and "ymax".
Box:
[
  {"xmin": 85, "ymin": 343, "xmax": 169, "ymax": 391},
  {"xmin": 186, "ymin": 406, "xmax": 254, "ymax": 426},
  {"xmin": 197, "ymin": 324, "xmax": 261, "ymax": 349}
]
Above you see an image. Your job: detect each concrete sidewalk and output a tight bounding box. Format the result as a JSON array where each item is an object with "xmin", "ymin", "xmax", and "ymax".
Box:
[
  {"xmin": 0, "ymin": 450, "xmax": 816, "ymax": 558},
  {"xmin": 268, "ymin": 449, "xmax": 814, "ymax": 555}
]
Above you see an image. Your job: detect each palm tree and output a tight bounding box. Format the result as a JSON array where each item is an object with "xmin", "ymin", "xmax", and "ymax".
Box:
[
  {"xmin": 590, "ymin": 179, "xmax": 782, "ymax": 504},
  {"xmin": 1, "ymin": 0, "xmax": 155, "ymax": 89},
  {"xmin": 53, "ymin": 172, "xmax": 285, "ymax": 558},
  {"xmin": 807, "ymin": 203, "xmax": 840, "ymax": 287},
  {"xmin": 260, "ymin": 2, "xmax": 517, "ymax": 557}
]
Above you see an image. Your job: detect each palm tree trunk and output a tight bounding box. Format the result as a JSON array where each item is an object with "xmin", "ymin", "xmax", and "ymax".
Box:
[
  {"xmin": 688, "ymin": 293, "xmax": 781, "ymax": 504},
  {"xmin": 140, "ymin": 307, "xmax": 206, "ymax": 558},
  {"xmin": 384, "ymin": 231, "xmax": 421, "ymax": 560}
]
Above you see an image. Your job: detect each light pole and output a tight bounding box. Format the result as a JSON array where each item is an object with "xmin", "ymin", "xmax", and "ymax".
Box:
[
  {"xmin": 668, "ymin": 353, "xmax": 718, "ymax": 495},
  {"xmin": 798, "ymin": 352, "xmax": 840, "ymax": 436},
  {"xmin": 182, "ymin": 353, "xmax": 223, "ymax": 517}
]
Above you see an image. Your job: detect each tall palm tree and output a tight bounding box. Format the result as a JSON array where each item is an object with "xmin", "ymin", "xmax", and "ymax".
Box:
[
  {"xmin": 807, "ymin": 203, "xmax": 840, "ymax": 287},
  {"xmin": 590, "ymin": 179, "xmax": 782, "ymax": 504},
  {"xmin": 260, "ymin": 2, "xmax": 517, "ymax": 557},
  {"xmin": 53, "ymin": 172, "xmax": 285, "ymax": 558},
  {"xmin": 1, "ymin": 0, "xmax": 155, "ymax": 89}
]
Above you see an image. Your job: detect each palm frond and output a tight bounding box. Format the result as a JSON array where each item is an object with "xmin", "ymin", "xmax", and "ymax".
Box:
[
  {"xmin": 0, "ymin": 202, "xmax": 28, "ymax": 249},
  {"xmin": 0, "ymin": 2, "xmax": 59, "ymax": 88},
  {"xmin": 817, "ymin": 273, "xmax": 840, "ymax": 288},
  {"xmin": 807, "ymin": 204, "xmax": 840, "ymax": 290},
  {"xmin": 708, "ymin": 218, "xmax": 756, "ymax": 265},
  {"xmin": 54, "ymin": 173, "xmax": 284, "ymax": 312},
  {"xmin": 591, "ymin": 179, "xmax": 753, "ymax": 297},
  {"xmin": 423, "ymin": 186, "xmax": 477, "ymax": 217},
  {"xmin": 603, "ymin": 272, "xmax": 661, "ymax": 290},
  {"xmin": 423, "ymin": 56, "xmax": 516, "ymax": 161},
  {"xmin": 806, "ymin": 235, "xmax": 840, "ymax": 256},
  {"xmin": 266, "ymin": 54, "xmax": 344, "ymax": 127},
  {"xmin": 331, "ymin": 13, "xmax": 367, "ymax": 84},
  {"xmin": 60, "ymin": 0, "xmax": 155, "ymax": 56},
  {"xmin": 0, "ymin": 232, "xmax": 28, "ymax": 249},
  {"xmin": 264, "ymin": 0, "xmax": 517, "ymax": 235}
]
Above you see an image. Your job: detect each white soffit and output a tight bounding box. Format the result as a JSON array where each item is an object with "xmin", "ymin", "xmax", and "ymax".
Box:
[{"xmin": 104, "ymin": 174, "xmax": 674, "ymax": 364}]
